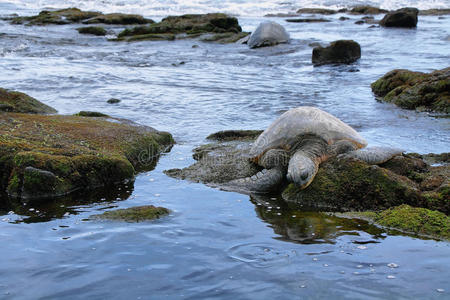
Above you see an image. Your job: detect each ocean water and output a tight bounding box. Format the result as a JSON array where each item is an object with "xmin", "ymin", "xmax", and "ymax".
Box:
[{"xmin": 0, "ymin": 0, "xmax": 449, "ymax": 299}]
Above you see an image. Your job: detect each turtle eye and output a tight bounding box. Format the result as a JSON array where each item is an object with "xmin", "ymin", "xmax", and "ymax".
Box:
[{"xmin": 300, "ymin": 172, "xmax": 308, "ymax": 181}]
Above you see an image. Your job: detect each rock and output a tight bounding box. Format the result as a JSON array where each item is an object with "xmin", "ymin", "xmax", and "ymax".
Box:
[
  {"xmin": 206, "ymin": 129, "xmax": 263, "ymax": 141},
  {"xmin": 285, "ymin": 18, "xmax": 330, "ymax": 23},
  {"xmin": 349, "ymin": 6, "xmax": 388, "ymax": 15},
  {"xmin": 339, "ymin": 17, "xmax": 350, "ymax": 21},
  {"xmin": 165, "ymin": 131, "xmax": 448, "ymax": 214},
  {"xmin": 247, "ymin": 21, "xmax": 289, "ymax": 49},
  {"xmin": 371, "ymin": 67, "xmax": 450, "ymax": 114},
  {"xmin": 92, "ymin": 205, "xmax": 169, "ymax": 222},
  {"xmin": 200, "ymin": 31, "xmax": 250, "ymax": 44},
  {"xmin": 107, "ymin": 98, "xmax": 121, "ymax": 104},
  {"xmin": 0, "ymin": 88, "xmax": 57, "ymax": 114},
  {"xmin": 76, "ymin": 26, "xmax": 107, "ymax": 36},
  {"xmin": 82, "ymin": 13, "xmax": 154, "ymax": 25},
  {"xmin": 380, "ymin": 7, "xmax": 419, "ymax": 28},
  {"xmin": 264, "ymin": 13, "xmax": 300, "ymax": 18},
  {"xmin": 340, "ymin": 205, "xmax": 450, "ymax": 240},
  {"xmin": 419, "ymin": 9, "xmax": 450, "ymax": 16},
  {"xmin": 355, "ymin": 20, "xmax": 365, "ymax": 25},
  {"xmin": 116, "ymin": 13, "xmax": 244, "ymax": 43},
  {"xmin": 296, "ymin": 8, "xmax": 337, "ymax": 15},
  {"xmin": 11, "ymin": 8, "xmax": 102, "ymax": 25},
  {"xmin": 312, "ymin": 40, "xmax": 361, "ymax": 66},
  {"xmin": 0, "ymin": 110, "xmax": 174, "ymax": 200},
  {"xmin": 10, "ymin": 8, "xmax": 153, "ymax": 26},
  {"xmin": 74, "ymin": 111, "xmax": 109, "ymax": 117}
]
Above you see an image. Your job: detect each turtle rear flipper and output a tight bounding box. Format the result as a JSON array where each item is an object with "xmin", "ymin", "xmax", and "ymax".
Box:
[
  {"xmin": 342, "ymin": 146, "xmax": 404, "ymax": 165},
  {"xmin": 224, "ymin": 167, "xmax": 285, "ymax": 194}
]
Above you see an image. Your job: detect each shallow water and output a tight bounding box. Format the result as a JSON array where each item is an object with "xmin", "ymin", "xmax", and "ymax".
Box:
[{"xmin": 0, "ymin": 2, "xmax": 450, "ymax": 299}]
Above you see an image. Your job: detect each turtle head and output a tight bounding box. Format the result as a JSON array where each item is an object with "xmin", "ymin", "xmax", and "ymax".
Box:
[{"xmin": 286, "ymin": 152, "xmax": 318, "ymax": 189}]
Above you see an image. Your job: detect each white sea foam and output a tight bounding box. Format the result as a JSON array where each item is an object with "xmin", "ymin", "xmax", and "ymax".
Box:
[{"xmin": 4, "ymin": 0, "xmax": 450, "ymax": 17}]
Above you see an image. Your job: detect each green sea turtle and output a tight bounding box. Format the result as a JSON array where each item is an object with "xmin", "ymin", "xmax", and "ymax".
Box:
[
  {"xmin": 229, "ymin": 106, "xmax": 403, "ymax": 193},
  {"xmin": 248, "ymin": 21, "xmax": 290, "ymax": 48}
]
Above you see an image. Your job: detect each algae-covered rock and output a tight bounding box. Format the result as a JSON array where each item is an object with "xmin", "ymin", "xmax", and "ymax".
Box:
[
  {"xmin": 0, "ymin": 88, "xmax": 57, "ymax": 114},
  {"xmin": 116, "ymin": 13, "xmax": 244, "ymax": 43},
  {"xmin": 206, "ymin": 129, "xmax": 263, "ymax": 141},
  {"xmin": 166, "ymin": 131, "xmax": 448, "ymax": 214},
  {"xmin": 312, "ymin": 40, "xmax": 361, "ymax": 66},
  {"xmin": 74, "ymin": 111, "xmax": 109, "ymax": 117},
  {"xmin": 419, "ymin": 9, "xmax": 450, "ymax": 16},
  {"xmin": 0, "ymin": 112, "xmax": 174, "ymax": 200},
  {"xmin": 296, "ymin": 8, "xmax": 337, "ymax": 15},
  {"xmin": 379, "ymin": 7, "xmax": 419, "ymax": 28},
  {"xmin": 371, "ymin": 67, "xmax": 450, "ymax": 114},
  {"xmin": 92, "ymin": 205, "xmax": 169, "ymax": 222},
  {"xmin": 340, "ymin": 205, "xmax": 449, "ymax": 240},
  {"xmin": 349, "ymin": 6, "xmax": 388, "ymax": 15},
  {"xmin": 82, "ymin": 13, "xmax": 154, "ymax": 25},
  {"xmin": 11, "ymin": 8, "xmax": 101, "ymax": 25},
  {"xmin": 77, "ymin": 26, "xmax": 107, "ymax": 36}
]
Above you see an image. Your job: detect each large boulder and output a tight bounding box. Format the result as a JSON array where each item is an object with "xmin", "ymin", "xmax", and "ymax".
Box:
[
  {"xmin": 165, "ymin": 130, "xmax": 448, "ymax": 215},
  {"xmin": 312, "ymin": 40, "xmax": 361, "ymax": 66},
  {"xmin": 116, "ymin": 13, "xmax": 248, "ymax": 43},
  {"xmin": 371, "ymin": 67, "xmax": 450, "ymax": 114},
  {"xmin": 0, "ymin": 88, "xmax": 56, "ymax": 114},
  {"xmin": 247, "ymin": 21, "xmax": 290, "ymax": 48},
  {"xmin": 0, "ymin": 95, "xmax": 174, "ymax": 200},
  {"xmin": 380, "ymin": 7, "xmax": 419, "ymax": 28}
]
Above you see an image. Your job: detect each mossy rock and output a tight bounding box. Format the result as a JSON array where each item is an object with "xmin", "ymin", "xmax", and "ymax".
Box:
[
  {"xmin": 296, "ymin": 8, "xmax": 337, "ymax": 15},
  {"xmin": 77, "ymin": 26, "xmax": 107, "ymax": 36},
  {"xmin": 116, "ymin": 13, "xmax": 243, "ymax": 43},
  {"xmin": 11, "ymin": 8, "xmax": 101, "ymax": 25},
  {"xmin": 92, "ymin": 205, "xmax": 169, "ymax": 222},
  {"xmin": 82, "ymin": 13, "xmax": 154, "ymax": 25},
  {"xmin": 0, "ymin": 88, "xmax": 57, "ymax": 114},
  {"xmin": 349, "ymin": 6, "xmax": 388, "ymax": 15},
  {"xmin": 371, "ymin": 67, "xmax": 450, "ymax": 114},
  {"xmin": 0, "ymin": 113, "xmax": 174, "ymax": 200},
  {"xmin": 342, "ymin": 205, "xmax": 450, "ymax": 240},
  {"xmin": 74, "ymin": 111, "xmax": 109, "ymax": 117},
  {"xmin": 419, "ymin": 9, "xmax": 450, "ymax": 16},
  {"xmin": 206, "ymin": 129, "xmax": 263, "ymax": 141}
]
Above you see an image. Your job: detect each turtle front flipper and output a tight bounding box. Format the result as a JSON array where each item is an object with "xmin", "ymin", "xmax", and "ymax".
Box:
[
  {"xmin": 342, "ymin": 146, "xmax": 404, "ymax": 164},
  {"xmin": 226, "ymin": 167, "xmax": 286, "ymax": 193},
  {"xmin": 286, "ymin": 150, "xmax": 320, "ymax": 189}
]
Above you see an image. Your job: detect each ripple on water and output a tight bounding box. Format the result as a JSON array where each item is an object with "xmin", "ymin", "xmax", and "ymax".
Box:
[{"xmin": 227, "ymin": 243, "xmax": 296, "ymax": 268}]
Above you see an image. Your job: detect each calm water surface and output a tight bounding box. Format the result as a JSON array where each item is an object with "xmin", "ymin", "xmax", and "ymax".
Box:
[{"xmin": 0, "ymin": 2, "xmax": 449, "ymax": 299}]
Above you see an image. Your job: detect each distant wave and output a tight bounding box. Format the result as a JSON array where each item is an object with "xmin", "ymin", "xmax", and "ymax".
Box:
[{"xmin": 3, "ymin": 0, "xmax": 449, "ymax": 17}]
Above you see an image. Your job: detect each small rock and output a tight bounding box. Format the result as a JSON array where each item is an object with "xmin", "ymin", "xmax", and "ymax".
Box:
[{"xmin": 107, "ymin": 98, "xmax": 121, "ymax": 104}]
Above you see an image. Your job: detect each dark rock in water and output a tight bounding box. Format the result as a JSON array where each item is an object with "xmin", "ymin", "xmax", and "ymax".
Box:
[
  {"xmin": 82, "ymin": 13, "xmax": 154, "ymax": 25},
  {"xmin": 0, "ymin": 88, "xmax": 56, "ymax": 114},
  {"xmin": 200, "ymin": 31, "xmax": 250, "ymax": 44},
  {"xmin": 77, "ymin": 26, "xmax": 107, "ymax": 36},
  {"xmin": 285, "ymin": 18, "xmax": 330, "ymax": 23},
  {"xmin": 264, "ymin": 13, "xmax": 300, "ymax": 18},
  {"xmin": 92, "ymin": 205, "xmax": 169, "ymax": 222},
  {"xmin": 419, "ymin": 9, "xmax": 450, "ymax": 16},
  {"xmin": 339, "ymin": 16, "xmax": 350, "ymax": 21},
  {"xmin": 371, "ymin": 67, "xmax": 450, "ymax": 114},
  {"xmin": 355, "ymin": 20, "xmax": 364, "ymax": 25},
  {"xmin": 165, "ymin": 131, "xmax": 449, "ymax": 215},
  {"xmin": 0, "ymin": 103, "xmax": 174, "ymax": 200},
  {"xmin": 248, "ymin": 21, "xmax": 289, "ymax": 48},
  {"xmin": 10, "ymin": 8, "xmax": 102, "ymax": 25},
  {"xmin": 349, "ymin": 6, "xmax": 388, "ymax": 15},
  {"xmin": 296, "ymin": 8, "xmax": 337, "ymax": 15},
  {"xmin": 312, "ymin": 40, "xmax": 361, "ymax": 66},
  {"xmin": 107, "ymin": 98, "xmax": 121, "ymax": 104},
  {"xmin": 206, "ymin": 130, "xmax": 263, "ymax": 141},
  {"xmin": 380, "ymin": 7, "xmax": 419, "ymax": 28},
  {"xmin": 74, "ymin": 111, "xmax": 109, "ymax": 117},
  {"xmin": 116, "ymin": 13, "xmax": 245, "ymax": 43}
]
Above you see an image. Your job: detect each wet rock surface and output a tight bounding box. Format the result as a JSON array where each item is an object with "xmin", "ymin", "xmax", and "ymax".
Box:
[
  {"xmin": 76, "ymin": 26, "xmax": 107, "ymax": 36},
  {"xmin": 371, "ymin": 67, "xmax": 450, "ymax": 114},
  {"xmin": 91, "ymin": 205, "xmax": 170, "ymax": 222},
  {"xmin": 312, "ymin": 40, "xmax": 361, "ymax": 66},
  {"xmin": 380, "ymin": 7, "xmax": 419, "ymax": 28}
]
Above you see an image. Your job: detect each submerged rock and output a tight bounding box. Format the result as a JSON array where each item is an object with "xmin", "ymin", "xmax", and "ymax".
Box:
[
  {"xmin": 338, "ymin": 205, "xmax": 450, "ymax": 240},
  {"xmin": 115, "ymin": 13, "xmax": 247, "ymax": 43},
  {"xmin": 296, "ymin": 8, "xmax": 337, "ymax": 15},
  {"xmin": 312, "ymin": 40, "xmax": 361, "ymax": 66},
  {"xmin": 371, "ymin": 67, "xmax": 450, "ymax": 114},
  {"xmin": 10, "ymin": 8, "xmax": 153, "ymax": 26},
  {"xmin": 349, "ymin": 6, "xmax": 388, "ymax": 15},
  {"xmin": 247, "ymin": 21, "xmax": 289, "ymax": 49},
  {"xmin": 380, "ymin": 7, "xmax": 419, "ymax": 28},
  {"xmin": 0, "ymin": 88, "xmax": 57, "ymax": 114},
  {"xmin": 92, "ymin": 205, "xmax": 169, "ymax": 222},
  {"xmin": 77, "ymin": 26, "xmax": 107, "ymax": 36},
  {"xmin": 165, "ymin": 131, "xmax": 448, "ymax": 215},
  {"xmin": 0, "ymin": 101, "xmax": 174, "ymax": 200},
  {"xmin": 107, "ymin": 98, "xmax": 121, "ymax": 104},
  {"xmin": 285, "ymin": 18, "xmax": 330, "ymax": 23}
]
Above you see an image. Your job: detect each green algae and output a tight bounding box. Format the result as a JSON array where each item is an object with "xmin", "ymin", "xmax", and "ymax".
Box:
[
  {"xmin": 0, "ymin": 88, "xmax": 57, "ymax": 114},
  {"xmin": 77, "ymin": 26, "xmax": 107, "ymax": 36},
  {"xmin": 92, "ymin": 205, "xmax": 170, "ymax": 222}
]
